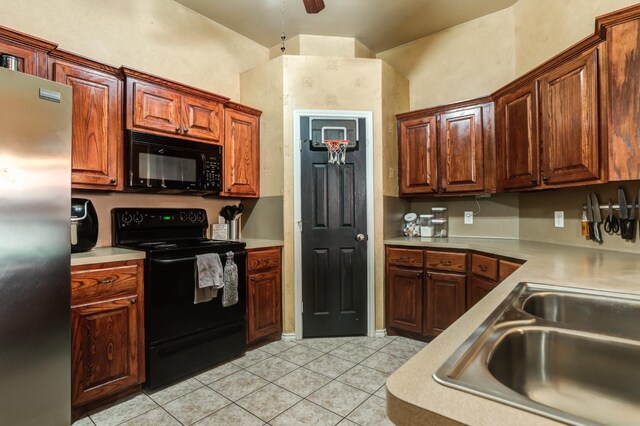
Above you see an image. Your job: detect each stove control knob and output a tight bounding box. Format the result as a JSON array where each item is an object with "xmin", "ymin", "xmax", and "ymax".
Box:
[
  {"xmin": 179, "ymin": 211, "xmax": 187, "ymax": 222},
  {"xmin": 197, "ymin": 211, "xmax": 205, "ymax": 222},
  {"xmin": 121, "ymin": 212, "xmax": 132, "ymax": 224},
  {"xmin": 188, "ymin": 211, "xmax": 196, "ymax": 222},
  {"xmin": 133, "ymin": 212, "xmax": 144, "ymax": 224}
]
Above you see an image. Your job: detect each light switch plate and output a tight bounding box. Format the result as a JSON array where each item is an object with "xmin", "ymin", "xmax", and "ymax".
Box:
[
  {"xmin": 554, "ymin": 211, "xmax": 564, "ymax": 228},
  {"xmin": 464, "ymin": 211, "xmax": 474, "ymax": 225}
]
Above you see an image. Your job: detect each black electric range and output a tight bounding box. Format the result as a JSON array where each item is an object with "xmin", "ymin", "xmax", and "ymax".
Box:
[{"xmin": 112, "ymin": 208, "xmax": 246, "ymax": 389}]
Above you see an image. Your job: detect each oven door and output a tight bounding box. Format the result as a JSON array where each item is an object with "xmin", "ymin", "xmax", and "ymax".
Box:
[{"xmin": 146, "ymin": 250, "xmax": 246, "ymax": 346}]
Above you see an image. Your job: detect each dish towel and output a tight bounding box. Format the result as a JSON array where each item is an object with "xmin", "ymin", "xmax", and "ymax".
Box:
[
  {"xmin": 222, "ymin": 251, "xmax": 239, "ymax": 307},
  {"xmin": 194, "ymin": 253, "xmax": 225, "ymax": 304}
]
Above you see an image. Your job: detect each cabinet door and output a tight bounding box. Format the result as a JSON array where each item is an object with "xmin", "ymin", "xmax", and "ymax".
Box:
[
  {"xmin": 223, "ymin": 108, "xmax": 260, "ymax": 197},
  {"xmin": 71, "ymin": 297, "xmax": 141, "ymax": 407},
  {"xmin": 181, "ymin": 95, "xmax": 223, "ymax": 143},
  {"xmin": 497, "ymin": 81, "xmax": 540, "ymax": 189},
  {"xmin": 131, "ymin": 80, "xmax": 182, "ymax": 134},
  {"xmin": 247, "ymin": 269, "xmax": 281, "ymax": 342},
  {"xmin": 52, "ymin": 61, "xmax": 121, "ymax": 189},
  {"xmin": 398, "ymin": 115, "xmax": 438, "ymax": 195},
  {"xmin": 540, "ymin": 48, "xmax": 600, "ymax": 185},
  {"xmin": 426, "ymin": 272, "xmax": 466, "ymax": 336},
  {"xmin": 0, "ymin": 40, "xmax": 39, "ymax": 76},
  {"xmin": 468, "ymin": 275, "xmax": 497, "ymax": 309},
  {"xmin": 439, "ymin": 107, "xmax": 484, "ymax": 193},
  {"xmin": 386, "ymin": 267, "xmax": 424, "ymax": 334}
]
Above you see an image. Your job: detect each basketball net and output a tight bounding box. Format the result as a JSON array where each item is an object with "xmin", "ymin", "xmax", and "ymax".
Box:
[{"xmin": 323, "ymin": 140, "xmax": 349, "ymax": 164}]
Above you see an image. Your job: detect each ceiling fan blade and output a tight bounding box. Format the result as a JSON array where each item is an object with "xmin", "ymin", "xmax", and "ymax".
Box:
[{"xmin": 303, "ymin": 0, "xmax": 325, "ymax": 14}]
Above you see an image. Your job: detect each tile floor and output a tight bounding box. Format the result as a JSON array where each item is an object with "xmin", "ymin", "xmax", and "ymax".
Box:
[{"xmin": 74, "ymin": 335, "xmax": 427, "ymax": 426}]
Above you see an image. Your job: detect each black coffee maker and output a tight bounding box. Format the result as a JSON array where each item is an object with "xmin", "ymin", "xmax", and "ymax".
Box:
[{"xmin": 71, "ymin": 198, "xmax": 99, "ymax": 253}]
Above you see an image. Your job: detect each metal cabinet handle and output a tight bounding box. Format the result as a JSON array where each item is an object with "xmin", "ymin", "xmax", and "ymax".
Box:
[
  {"xmin": 110, "ymin": 178, "xmax": 117, "ymax": 184},
  {"xmin": 98, "ymin": 277, "xmax": 116, "ymax": 284},
  {"xmin": 440, "ymin": 259, "xmax": 452, "ymax": 266},
  {"xmin": 441, "ymin": 187, "xmax": 447, "ymax": 192},
  {"xmin": 530, "ymin": 178, "xmax": 537, "ymax": 184},
  {"xmin": 251, "ymin": 277, "xmax": 256, "ymax": 282},
  {"xmin": 541, "ymin": 175, "xmax": 549, "ymax": 182},
  {"xmin": 183, "ymin": 128, "xmax": 189, "ymax": 133},
  {"xmin": 399, "ymin": 256, "xmax": 409, "ymax": 261},
  {"xmin": 415, "ymin": 272, "xmax": 421, "ymax": 278},
  {"xmin": 131, "ymin": 298, "xmax": 137, "ymax": 304},
  {"xmin": 479, "ymin": 264, "xmax": 488, "ymax": 272},
  {"xmin": 175, "ymin": 126, "xmax": 181, "ymax": 132},
  {"xmin": 227, "ymin": 187, "xmax": 232, "ymax": 192}
]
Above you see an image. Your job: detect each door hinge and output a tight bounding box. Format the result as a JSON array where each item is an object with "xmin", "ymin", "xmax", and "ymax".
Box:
[
  {"xmin": 298, "ymin": 220, "xmax": 303, "ymax": 232},
  {"xmin": 301, "ymin": 302, "xmax": 303, "ymax": 314}
]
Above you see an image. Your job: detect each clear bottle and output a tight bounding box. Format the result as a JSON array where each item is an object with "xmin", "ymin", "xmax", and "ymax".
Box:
[
  {"xmin": 432, "ymin": 218, "xmax": 448, "ymax": 238},
  {"xmin": 420, "ymin": 214, "xmax": 434, "ymax": 237}
]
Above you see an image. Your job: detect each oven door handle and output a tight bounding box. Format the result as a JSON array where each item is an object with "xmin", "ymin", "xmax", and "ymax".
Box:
[{"xmin": 152, "ymin": 257, "xmax": 197, "ymax": 264}]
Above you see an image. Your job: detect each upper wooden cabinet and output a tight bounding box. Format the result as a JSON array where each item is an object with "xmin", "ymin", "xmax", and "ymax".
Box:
[
  {"xmin": 49, "ymin": 51, "xmax": 122, "ymax": 190},
  {"xmin": 496, "ymin": 81, "xmax": 540, "ymax": 190},
  {"xmin": 398, "ymin": 115, "xmax": 438, "ymax": 194},
  {"xmin": 222, "ymin": 102, "xmax": 261, "ymax": 198},
  {"xmin": 0, "ymin": 26, "xmax": 56, "ymax": 78},
  {"xmin": 539, "ymin": 47, "xmax": 601, "ymax": 185},
  {"xmin": 123, "ymin": 68, "xmax": 228, "ymax": 145},
  {"xmin": 397, "ymin": 99, "xmax": 494, "ymax": 196}
]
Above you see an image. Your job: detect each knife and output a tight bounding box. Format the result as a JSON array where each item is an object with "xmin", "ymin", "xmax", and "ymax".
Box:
[
  {"xmin": 619, "ymin": 188, "xmax": 629, "ymax": 239},
  {"xmin": 586, "ymin": 195, "xmax": 595, "ymax": 241},
  {"xmin": 590, "ymin": 193, "xmax": 603, "ymax": 243},
  {"xmin": 627, "ymin": 191, "xmax": 637, "ymax": 241}
]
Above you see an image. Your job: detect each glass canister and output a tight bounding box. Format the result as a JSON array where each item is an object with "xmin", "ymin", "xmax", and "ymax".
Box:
[
  {"xmin": 432, "ymin": 218, "xmax": 448, "ymax": 238},
  {"xmin": 432, "ymin": 207, "xmax": 448, "ymax": 221},
  {"xmin": 419, "ymin": 214, "xmax": 434, "ymax": 237}
]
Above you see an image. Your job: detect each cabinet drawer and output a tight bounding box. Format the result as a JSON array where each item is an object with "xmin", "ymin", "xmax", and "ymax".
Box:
[
  {"xmin": 471, "ymin": 254, "xmax": 498, "ymax": 281},
  {"xmin": 71, "ymin": 264, "xmax": 139, "ymax": 306},
  {"xmin": 425, "ymin": 251, "xmax": 466, "ymax": 273},
  {"xmin": 499, "ymin": 259, "xmax": 522, "ymax": 282},
  {"xmin": 387, "ymin": 248, "xmax": 423, "ymax": 268},
  {"xmin": 247, "ymin": 248, "xmax": 281, "ymax": 272}
]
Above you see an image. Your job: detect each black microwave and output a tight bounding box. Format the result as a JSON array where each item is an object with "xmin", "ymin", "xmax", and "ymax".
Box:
[{"xmin": 125, "ymin": 131, "xmax": 222, "ymax": 195}]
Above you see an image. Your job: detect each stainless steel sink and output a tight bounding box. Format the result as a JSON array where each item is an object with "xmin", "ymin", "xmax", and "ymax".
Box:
[{"xmin": 434, "ymin": 283, "xmax": 640, "ymax": 426}]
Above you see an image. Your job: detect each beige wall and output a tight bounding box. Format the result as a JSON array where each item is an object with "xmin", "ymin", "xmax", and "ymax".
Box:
[
  {"xmin": 377, "ymin": 7, "xmax": 515, "ymax": 110},
  {"xmin": 513, "ymin": 0, "xmax": 640, "ymax": 76},
  {"xmin": 0, "ymin": 0, "xmax": 268, "ymax": 100},
  {"xmin": 270, "ymin": 35, "xmax": 375, "ymax": 60}
]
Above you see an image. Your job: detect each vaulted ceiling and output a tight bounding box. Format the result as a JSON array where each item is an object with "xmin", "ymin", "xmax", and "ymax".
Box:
[{"xmin": 175, "ymin": 0, "xmax": 518, "ymax": 53}]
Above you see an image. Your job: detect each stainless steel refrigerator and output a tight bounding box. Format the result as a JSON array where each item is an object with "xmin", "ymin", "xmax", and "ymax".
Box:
[{"xmin": 0, "ymin": 67, "xmax": 72, "ymax": 425}]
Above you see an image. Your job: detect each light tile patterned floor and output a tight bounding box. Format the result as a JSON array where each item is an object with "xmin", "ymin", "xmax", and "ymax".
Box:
[{"xmin": 75, "ymin": 335, "xmax": 426, "ymax": 426}]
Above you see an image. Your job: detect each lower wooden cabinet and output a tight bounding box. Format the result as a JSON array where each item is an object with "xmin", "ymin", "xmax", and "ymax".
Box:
[
  {"xmin": 426, "ymin": 272, "xmax": 466, "ymax": 336},
  {"xmin": 386, "ymin": 266, "xmax": 424, "ymax": 334},
  {"xmin": 247, "ymin": 247, "xmax": 282, "ymax": 344},
  {"xmin": 71, "ymin": 260, "xmax": 144, "ymax": 412},
  {"xmin": 468, "ymin": 275, "xmax": 498, "ymax": 309}
]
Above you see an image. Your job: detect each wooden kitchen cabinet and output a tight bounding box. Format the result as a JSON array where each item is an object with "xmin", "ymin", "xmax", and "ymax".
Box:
[
  {"xmin": 398, "ymin": 115, "xmax": 438, "ymax": 194},
  {"xmin": 0, "ymin": 26, "xmax": 56, "ymax": 77},
  {"xmin": 396, "ymin": 99, "xmax": 494, "ymax": 196},
  {"xmin": 467, "ymin": 253, "xmax": 524, "ymax": 308},
  {"xmin": 468, "ymin": 275, "xmax": 497, "ymax": 309},
  {"xmin": 246, "ymin": 247, "xmax": 282, "ymax": 344},
  {"xmin": 495, "ymin": 80, "xmax": 540, "ymax": 190},
  {"xmin": 49, "ymin": 51, "xmax": 122, "ymax": 190},
  {"xmin": 539, "ymin": 47, "xmax": 601, "ymax": 185},
  {"xmin": 426, "ymin": 271, "xmax": 466, "ymax": 336},
  {"xmin": 71, "ymin": 260, "xmax": 144, "ymax": 414},
  {"xmin": 222, "ymin": 102, "xmax": 261, "ymax": 198},
  {"xmin": 123, "ymin": 68, "xmax": 228, "ymax": 144},
  {"xmin": 386, "ymin": 266, "xmax": 424, "ymax": 334}
]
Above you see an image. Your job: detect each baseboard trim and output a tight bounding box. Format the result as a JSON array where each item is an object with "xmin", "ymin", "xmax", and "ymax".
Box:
[
  {"xmin": 281, "ymin": 332, "xmax": 297, "ymax": 341},
  {"xmin": 374, "ymin": 329, "xmax": 387, "ymax": 338}
]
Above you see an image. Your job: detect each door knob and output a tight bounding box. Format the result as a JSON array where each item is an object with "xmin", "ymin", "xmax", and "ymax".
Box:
[{"xmin": 356, "ymin": 233, "xmax": 367, "ymax": 242}]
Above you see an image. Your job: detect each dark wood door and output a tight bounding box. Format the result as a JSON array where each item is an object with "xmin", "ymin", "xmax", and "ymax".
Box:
[
  {"xmin": 426, "ymin": 272, "xmax": 466, "ymax": 336},
  {"xmin": 52, "ymin": 60, "xmax": 121, "ymax": 189},
  {"xmin": 386, "ymin": 266, "xmax": 423, "ymax": 333},
  {"xmin": 223, "ymin": 108, "xmax": 260, "ymax": 197},
  {"xmin": 439, "ymin": 107, "xmax": 484, "ymax": 193},
  {"xmin": 398, "ymin": 115, "xmax": 438, "ymax": 195},
  {"xmin": 540, "ymin": 47, "xmax": 600, "ymax": 185},
  {"xmin": 130, "ymin": 80, "xmax": 182, "ymax": 135},
  {"xmin": 497, "ymin": 81, "xmax": 540, "ymax": 189},
  {"xmin": 181, "ymin": 95, "xmax": 223, "ymax": 143},
  {"xmin": 71, "ymin": 297, "xmax": 141, "ymax": 407},
  {"xmin": 247, "ymin": 269, "xmax": 282, "ymax": 342},
  {"xmin": 468, "ymin": 275, "xmax": 497, "ymax": 309},
  {"xmin": 300, "ymin": 116, "xmax": 367, "ymax": 337}
]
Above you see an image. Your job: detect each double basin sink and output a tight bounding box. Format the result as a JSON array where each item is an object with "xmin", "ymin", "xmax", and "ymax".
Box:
[{"xmin": 434, "ymin": 283, "xmax": 640, "ymax": 426}]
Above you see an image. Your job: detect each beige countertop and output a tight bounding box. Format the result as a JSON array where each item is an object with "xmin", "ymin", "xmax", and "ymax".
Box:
[
  {"xmin": 71, "ymin": 247, "xmax": 146, "ymax": 267},
  {"xmin": 384, "ymin": 236, "xmax": 640, "ymax": 426},
  {"xmin": 241, "ymin": 238, "xmax": 284, "ymax": 249}
]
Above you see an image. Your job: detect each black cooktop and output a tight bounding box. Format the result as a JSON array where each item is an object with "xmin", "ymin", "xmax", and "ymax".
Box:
[{"xmin": 123, "ymin": 238, "xmax": 239, "ymax": 252}]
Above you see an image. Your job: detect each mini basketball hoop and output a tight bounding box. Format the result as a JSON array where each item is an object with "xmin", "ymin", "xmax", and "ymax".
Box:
[{"xmin": 323, "ymin": 139, "xmax": 349, "ymax": 164}]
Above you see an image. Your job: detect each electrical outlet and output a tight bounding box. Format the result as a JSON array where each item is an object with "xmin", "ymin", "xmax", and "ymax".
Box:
[
  {"xmin": 554, "ymin": 211, "xmax": 564, "ymax": 228},
  {"xmin": 464, "ymin": 211, "xmax": 474, "ymax": 225}
]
